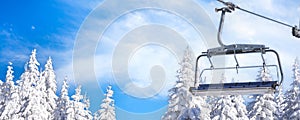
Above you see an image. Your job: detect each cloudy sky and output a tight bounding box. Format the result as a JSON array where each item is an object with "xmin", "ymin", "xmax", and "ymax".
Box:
[{"xmin": 0, "ymin": 0, "xmax": 300, "ymax": 119}]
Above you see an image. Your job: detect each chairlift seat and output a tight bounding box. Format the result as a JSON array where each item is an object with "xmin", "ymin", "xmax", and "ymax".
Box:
[{"xmin": 190, "ymin": 81, "xmax": 278, "ymax": 96}]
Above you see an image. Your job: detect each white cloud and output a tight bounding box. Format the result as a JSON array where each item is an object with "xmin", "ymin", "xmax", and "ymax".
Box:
[
  {"xmin": 64, "ymin": 3, "xmax": 214, "ymax": 99},
  {"xmin": 56, "ymin": 0, "xmax": 300, "ymax": 100}
]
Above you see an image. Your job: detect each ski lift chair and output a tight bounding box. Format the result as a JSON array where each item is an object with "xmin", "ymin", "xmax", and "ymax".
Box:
[{"xmin": 189, "ymin": 3, "xmax": 284, "ymax": 96}]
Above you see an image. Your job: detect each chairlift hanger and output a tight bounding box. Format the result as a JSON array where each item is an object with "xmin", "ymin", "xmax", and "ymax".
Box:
[{"xmin": 189, "ymin": 0, "xmax": 298, "ymax": 96}]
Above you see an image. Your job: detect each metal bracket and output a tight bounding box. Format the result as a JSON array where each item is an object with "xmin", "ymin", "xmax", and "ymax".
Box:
[
  {"xmin": 215, "ymin": 7, "xmax": 233, "ymax": 47},
  {"xmin": 292, "ymin": 26, "xmax": 300, "ymax": 38}
]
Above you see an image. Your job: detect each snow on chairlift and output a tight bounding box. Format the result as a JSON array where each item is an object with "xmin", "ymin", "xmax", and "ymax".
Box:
[{"xmin": 189, "ymin": 0, "xmax": 287, "ymax": 96}]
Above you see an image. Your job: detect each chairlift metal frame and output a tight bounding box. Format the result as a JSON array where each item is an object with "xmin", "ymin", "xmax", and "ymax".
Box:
[{"xmin": 189, "ymin": 0, "xmax": 298, "ymax": 96}]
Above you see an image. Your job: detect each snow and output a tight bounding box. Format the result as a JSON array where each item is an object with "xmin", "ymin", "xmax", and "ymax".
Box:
[
  {"xmin": 249, "ymin": 65, "xmax": 277, "ymax": 120},
  {"xmin": 41, "ymin": 57, "xmax": 58, "ymax": 119},
  {"xmin": 0, "ymin": 50, "xmax": 94, "ymax": 119},
  {"xmin": 282, "ymin": 58, "xmax": 300, "ymax": 119},
  {"xmin": 274, "ymin": 86, "xmax": 285, "ymax": 120},
  {"xmin": 162, "ymin": 47, "xmax": 209, "ymax": 120},
  {"xmin": 94, "ymin": 85, "xmax": 116, "ymax": 120},
  {"xmin": 55, "ymin": 77, "xmax": 70, "ymax": 120},
  {"xmin": 0, "ymin": 49, "xmax": 299, "ymax": 120}
]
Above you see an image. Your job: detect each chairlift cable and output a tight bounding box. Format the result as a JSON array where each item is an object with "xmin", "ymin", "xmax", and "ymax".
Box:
[{"xmin": 217, "ymin": 0, "xmax": 294, "ymax": 28}]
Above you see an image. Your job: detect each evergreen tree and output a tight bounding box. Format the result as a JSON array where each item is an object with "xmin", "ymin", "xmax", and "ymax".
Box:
[
  {"xmin": 16, "ymin": 49, "xmax": 50, "ymax": 119},
  {"xmin": 55, "ymin": 77, "xmax": 71, "ymax": 120},
  {"xmin": 162, "ymin": 47, "xmax": 209, "ymax": 120},
  {"xmin": 178, "ymin": 46, "xmax": 194, "ymax": 87},
  {"xmin": 82, "ymin": 94, "xmax": 93, "ymax": 120},
  {"xmin": 211, "ymin": 95, "xmax": 238, "ymax": 120},
  {"xmin": 18, "ymin": 49, "xmax": 40, "ymax": 100},
  {"xmin": 68, "ymin": 85, "xmax": 92, "ymax": 120},
  {"xmin": 232, "ymin": 95, "xmax": 249, "ymax": 120},
  {"xmin": 249, "ymin": 94, "xmax": 277, "ymax": 120},
  {"xmin": 282, "ymin": 58, "xmax": 300, "ymax": 119},
  {"xmin": 249, "ymin": 67, "xmax": 276, "ymax": 120},
  {"xmin": 0, "ymin": 62, "xmax": 22, "ymax": 119},
  {"xmin": 41, "ymin": 57, "xmax": 58, "ymax": 119},
  {"xmin": 274, "ymin": 86, "xmax": 285, "ymax": 120},
  {"xmin": 0, "ymin": 62, "xmax": 14, "ymax": 115},
  {"xmin": 94, "ymin": 86, "xmax": 116, "ymax": 120},
  {"xmin": 230, "ymin": 78, "xmax": 248, "ymax": 120},
  {"xmin": 247, "ymin": 67, "xmax": 272, "ymax": 112},
  {"xmin": 191, "ymin": 95, "xmax": 210, "ymax": 119},
  {"xmin": 162, "ymin": 79, "xmax": 189, "ymax": 120}
]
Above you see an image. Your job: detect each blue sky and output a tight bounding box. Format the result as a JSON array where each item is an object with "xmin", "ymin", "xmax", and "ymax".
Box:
[{"xmin": 1, "ymin": 0, "xmax": 300, "ymax": 119}]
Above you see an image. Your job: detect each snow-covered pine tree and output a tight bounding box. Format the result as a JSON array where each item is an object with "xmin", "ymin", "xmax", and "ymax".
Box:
[
  {"xmin": 161, "ymin": 79, "xmax": 186, "ymax": 120},
  {"xmin": 231, "ymin": 95, "xmax": 249, "ymax": 120},
  {"xmin": 190, "ymin": 95, "xmax": 210, "ymax": 120},
  {"xmin": 206, "ymin": 75, "xmax": 226, "ymax": 117},
  {"xmin": 0, "ymin": 62, "xmax": 14, "ymax": 115},
  {"xmin": 68, "ymin": 85, "xmax": 92, "ymax": 120},
  {"xmin": 179, "ymin": 46, "xmax": 194, "ymax": 87},
  {"xmin": 94, "ymin": 85, "xmax": 116, "ymax": 120},
  {"xmin": 249, "ymin": 67, "xmax": 277, "ymax": 120},
  {"xmin": 282, "ymin": 58, "xmax": 300, "ymax": 119},
  {"xmin": 0, "ymin": 79, "xmax": 3, "ymax": 115},
  {"xmin": 192, "ymin": 79, "xmax": 210, "ymax": 119},
  {"xmin": 247, "ymin": 67, "xmax": 272, "ymax": 112},
  {"xmin": 249, "ymin": 94, "xmax": 277, "ymax": 120},
  {"xmin": 18, "ymin": 49, "xmax": 40, "ymax": 100},
  {"xmin": 229, "ymin": 78, "xmax": 249, "ymax": 120},
  {"xmin": 163, "ymin": 47, "xmax": 210, "ymax": 120},
  {"xmin": 17, "ymin": 49, "xmax": 50, "ymax": 119},
  {"xmin": 55, "ymin": 77, "xmax": 71, "ymax": 120},
  {"xmin": 40, "ymin": 57, "xmax": 58, "ymax": 119},
  {"xmin": 176, "ymin": 84, "xmax": 203, "ymax": 120},
  {"xmin": 0, "ymin": 62, "xmax": 22, "ymax": 119},
  {"xmin": 209, "ymin": 75, "xmax": 239, "ymax": 120},
  {"xmin": 274, "ymin": 86, "xmax": 285, "ymax": 120},
  {"xmin": 82, "ymin": 93, "xmax": 93, "ymax": 120},
  {"xmin": 211, "ymin": 95, "xmax": 238, "ymax": 120},
  {"xmin": 162, "ymin": 47, "xmax": 195, "ymax": 120}
]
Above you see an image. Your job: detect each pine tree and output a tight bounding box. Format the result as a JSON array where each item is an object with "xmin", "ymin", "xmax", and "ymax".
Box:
[
  {"xmin": 68, "ymin": 85, "xmax": 92, "ymax": 120},
  {"xmin": 0, "ymin": 62, "xmax": 14, "ymax": 114},
  {"xmin": 249, "ymin": 67, "xmax": 276, "ymax": 120},
  {"xmin": 18, "ymin": 49, "xmax": 40, "ymax": 99},
  {"xmin": 162, "ymin": 47, "xmax": 210, "ymax": 120},
  {"xmin": 178, "ymin": 46, "xmax": 194, "ymax": 87},
  {"xmin": 282, "ymin": 58, "xmax": 300, "ymax": 119},
  {"xmin": 94, "ymin": 86, "xmax": 116, "ymax": 120},
  {"xmin": 0, "ymin": 79, "xmax": 3, "ymax": 116},
  {"xmin": 162, "ymin": 47, "xmax": 193, "ymax": 120},
  {"xmin": 274, "ymin": 86, "xmax": 285, "ymax": 120},
  {"xmin": 249, "ymin": 94, "xmax": 277, "ymax": 120},
  {"xmin": 232, "ymin": 95, "xmax": 249, "ymax": 120},
  {"xmin": 16, "ymin": 49, "xmax": 50, "ymax": 119},
  {"xmin": 55, "ymin": 77, "xmax": 71, "ymax": 120},
  {"xmin": 82, "ymin": 94, "xmax": 93, "ymax": 120},
  {"xmin": 0, "ymin": 62, "xmax": 22, "ymax": 119},
  {"xmin": 247, "ymin": 67, "xmax": 272, "ymax": 112},
  {"xmin": 40, "ymin": 57, "xmax": 58, "ymax": 119},
  {"xmin": 191, "ymin": 95, "xmax": 210, "ymax": 119},
  {"xmin": 211, "ymin": 95, "xmax": 238, "ymax": 120},
  {"xmin": 230, "ymin": 78, "xmax": 248, "ymax": 120},
  {"xmin": 162, "ymin": 79, "xmax": 188, "ymax": 120}
]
